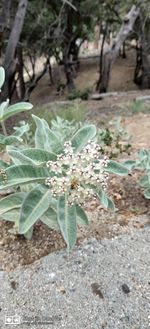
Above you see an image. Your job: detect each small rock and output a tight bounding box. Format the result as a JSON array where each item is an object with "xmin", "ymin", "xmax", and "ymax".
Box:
[
  {"xmin": 121, "ymin": 283, "xmax": 130, "ymax": 294},
  {"xmin": 91, "ymin": 282, "xmax": 104, "ymax": 299},
  {"xmin": 57, "ymin": 286, "xmax": 66, "ymax": 294},
  {"xmin": 49, "ymin": 272, "xmax": 56, "ymax": 279}
]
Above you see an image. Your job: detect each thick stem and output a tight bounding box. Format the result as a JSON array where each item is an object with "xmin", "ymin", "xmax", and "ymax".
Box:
[{"xmin": 1, "ymin": 121, "xmax": 7, "ymax": 136}]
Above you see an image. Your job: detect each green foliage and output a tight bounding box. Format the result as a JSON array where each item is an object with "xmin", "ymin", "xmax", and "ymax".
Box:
[
  {"xmin": 0, "ymin": 123, "xmax": 30, "ymax": 146},
  {"xmin": 98, "ymin": 118, "xmax": 131, "ymax": 158},
  {"xmin": 32, "ymin": 114, "xmax": 63, "ymax": 153},
  {"xmin": 13, "ymin": 121, "xmax": 33, "ymax": 146},
  {"xmin": 50, "ymin": 115, "xmax": 131, "ymax": 159},
  {"xmin": 71, "ymin": 124, "xmax": 96, "ymax": 152},
  {"xmin": 57, "ymin": 196, "xmax": 77, "ymax": 251},
  {"xmin": 33, "ymin": 100, "xmax": 87, "ymax": 125},
  {"xmin": 130, "ymin": 100, "xmax": 144, "ymax": 113},
  {"xmin": 68, "ymin": 88, "xmax": 91, "ymax": 101},
  {"xmin": 50, "ymin": 116, "xmax": 80, "ymax": 142},
  {"xmin": 96, "ymin": 189, "xmax": 116, "ymax": 211},
  {"xmin": 0, "ymin": 102, "xmax": 32, "ymax": 122},
  {"xmin": 0, "ymin": 112, "xmax": 129, "ymax": 251},
  {"xmin": 106, "ymin": 160, "xmax": 129, "ymax": 175},
  {"xmin": 128, "ymin": 149, "xmax": 150, "ymax": 200},
  {"xmin": 123, "ymin": 149, "xmax": 150, "ymax": 200},
  {"xmin": 19, "ymin": 187, "xmax": 51, "ymax": 234},
  {"xmin": 0, "ymin": 67, "xmax": 33, "ymax": 143}
]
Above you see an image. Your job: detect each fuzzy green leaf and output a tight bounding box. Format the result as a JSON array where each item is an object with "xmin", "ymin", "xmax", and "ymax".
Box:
[
  {"xmin": 106, "ymin": 160, "xmax": 129, "ymax": 175},
  {"xmin": 123, "ymin": 160, "xmax": 136, "ymax": 170},
  {"xmin": 0, "ymin": 165, "xmax": 49, "ymax": 190},
  {"xmin": 106, "ymin": 196, "xmax": 116, "ymax": 212},
  {"xmin": 1, "ymin": 102, "xmax": 33, "ymax": 122},
  {"xmin": 0, "ymin": 99, "xmax": 9, "ymax": 120},
  {"xmin": 0, "ymin": 134, "xmax": 5, "ymax": 144},
  {"xmin": 76, "ymin": 204, "xmax": 89, "ymax": 226},
  {"xmin": 0, "ymin": 192, "xmax": 25, "ymax": 216},
  {"xmin": 41, "ymin": 207, "xmax": 60, "ymax": 231},
  {"xmin": 24, "ymin": 227, "xmax": 33, "ymax": 240},
  {"xmin": 32, "ymin": 115, "xmax": 48, "ymax": 149},
  {"xmin": 12, "ymin": 123, "xmax": 29, "ymax": 137},
  {"xmin": 57, "ymin": 196, "xmax": 77, "ymax": 251},
  {"xmin": 2, "ymin": 133, "xmax": 26, "ymax": 145},
  {"xmin": 8, "ymin": 147, "xmax": 57, "ymax": 165},
  {"xmin": 144, "ymin": 188, "xmax": 150, "ymax": 199},
  {"xmin": 0, "ymin": 210, "xmax": 20, "ymax": 222},
  {"xmin": 22, "ymin": 149, "xmax": 57, "ymax": 163},
  {"xmin": 19, "ymin": 188, "xmax": 51, "ymax": 234},
  {"xmin": 71, "ymin": 124, "xmax": 96, "ymax": 152},
  {"xmin": 32, "ymin": 115, "xmax": 63, "ymax": 153},
  {"xmin": 0, "ymin": 160, "xmax": 9, "ymax": 169},
  {"xmin": 97, "ymin": 189, "xmax": 116, "ymax": 211},
  {"xmin": 0, "ymin": 102, "xmax": 33, "ymax": 121},
  {"xmin": 97, "ymin": 189, "xmax": 108, "ymax": 208},
  {"xmin": 139, "ymin": 175, "xmax": 150, "ymax": 188}
]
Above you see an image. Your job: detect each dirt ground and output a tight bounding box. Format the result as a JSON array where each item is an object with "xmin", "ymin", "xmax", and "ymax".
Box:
[
  {"xmin": 0, "ymin": 51, "xmax": 150, "ymax": 272},
  {"xmin": 30, "ymin": 50, "xmax": 138, "ymax": 106}
]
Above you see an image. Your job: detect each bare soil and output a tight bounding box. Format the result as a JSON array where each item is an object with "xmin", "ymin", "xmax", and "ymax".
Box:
[
  {"xmin": 30, "ymin": 51, "xmax": 138, "ymax": 106},
  {"xmin": 0, "ymin": 51, "xmax": 150, "ymax": 272}
]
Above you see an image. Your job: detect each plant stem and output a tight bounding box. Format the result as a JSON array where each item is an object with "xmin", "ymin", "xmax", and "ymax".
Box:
[{"xmin": 1, "ymin": 121, "xmax": 7, "ymax": 136}]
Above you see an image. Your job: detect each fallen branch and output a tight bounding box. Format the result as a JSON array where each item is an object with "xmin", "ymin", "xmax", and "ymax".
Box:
[
  {"xmin": 135, "ymin": 95, "xmax": 150, "ymax": 102},
  {"xmin": 90, "ymin": 92, "xmax": 119, "ymax": 100}
]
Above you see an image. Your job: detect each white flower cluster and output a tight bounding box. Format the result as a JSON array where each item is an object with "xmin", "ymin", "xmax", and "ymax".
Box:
[{"xmin": 45, "ymin": 141, "xmax": 109, "ymax": 206}]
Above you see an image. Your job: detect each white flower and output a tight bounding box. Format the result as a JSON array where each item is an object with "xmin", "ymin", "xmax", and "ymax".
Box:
[{"xmin": 45, "ymin": 140, "xmax": 109, "ymax": 206}]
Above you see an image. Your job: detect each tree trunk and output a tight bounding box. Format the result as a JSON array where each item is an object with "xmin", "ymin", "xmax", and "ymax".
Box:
[
  {"xmin": 97, "ymin": 5, "xmax": 139, "ymax": 93},
  {"xmin": 63, "ymin": 5, "xmax": 76, "ymax": 92},
  {"xmin": 119, "ymin": 41, "xmax": 126, "ymax": 58},
  {"xmin": 96, "ymin": 26, "xmax": 108, "ymax": 92},
  {"xmin": 134, "ymin": 19, "xmax": 150, "ymax": 89},
  {"xmin": 3, "ymin": 0, "xmax": 28, "ymax": 99},
  {"xmin": 63, "ymin": 51, "xmax": 76, "ymax": 92},
  {"xmin": 47, "ymin": 56, "xmax": 54, "ymax": 85},
  {"xmin": 0, "ymin": 0, "xmax": 12, "ymax": 53},
  {"xmin": 140, "ymin": 24, "xmax": 150, "ymax": 88},
  {"xmin": 17, "ymin": 43, "xmax": 25, "ymax": 99},
  {"xmin": 134, "ymin": 44, "xmax": 143, "ymax": 85}
]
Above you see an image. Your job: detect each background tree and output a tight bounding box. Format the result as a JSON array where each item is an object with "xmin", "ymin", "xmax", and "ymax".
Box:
[{"xmin": 1, "ymin": 0, "xmax": 150, "ymax": 101}]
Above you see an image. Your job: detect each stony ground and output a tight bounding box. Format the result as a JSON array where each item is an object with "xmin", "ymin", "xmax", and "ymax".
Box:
[{"xmin": 0, "ymin": 225, "xmax": 150, "ymax": 329}]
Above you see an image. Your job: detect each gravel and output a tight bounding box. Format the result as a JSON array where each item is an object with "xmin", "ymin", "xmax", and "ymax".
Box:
[{"xmin": 0, "ymin": 226, "xmax": 150, "ymax": 329}]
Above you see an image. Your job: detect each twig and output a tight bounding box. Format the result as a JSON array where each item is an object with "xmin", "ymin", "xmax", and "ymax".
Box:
[{"xmin": 62, "ymin": 0, "xmax": 77, "ymax": 11}]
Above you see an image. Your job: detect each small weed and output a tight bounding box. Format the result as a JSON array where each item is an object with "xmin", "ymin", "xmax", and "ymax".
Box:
[
  {"xmin": 32, "ymin": 100, "xmax": 87, "ymax": 124},
  {"xmin": 131, "ymin": 100, "xmax": 144, "ymax": 113},
  {"xmin": 68, "ymin": 88, "xmax": 91, "ymax": 101}
]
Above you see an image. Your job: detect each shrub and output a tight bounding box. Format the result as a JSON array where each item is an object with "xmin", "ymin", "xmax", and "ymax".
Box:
[
  {"xmin": 68, "ymin": 88, "xmax": 91, "ymax": 100},
  {"xmin": 124, "ymin": 149, "xmax": 150, "ymax": 200},
  {"xmin": 98, "ymin": 117, "xmax": 132, "ymax": 158},
  {"xmin": 0, "ymin": 114, "xmax": 129, "ymax": 251}
]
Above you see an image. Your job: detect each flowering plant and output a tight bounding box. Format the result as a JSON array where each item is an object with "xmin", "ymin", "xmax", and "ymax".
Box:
[
  {"xmin": 0, "ymin": 67, "xmax": 32, "ymax": 146},
  {"xmin": 46, "ymin": 140, "xmax": 109, "ymax": 206},
  {"xmin": 0, "ymin": 113, "xmax": 129, "ymax": 250}
]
